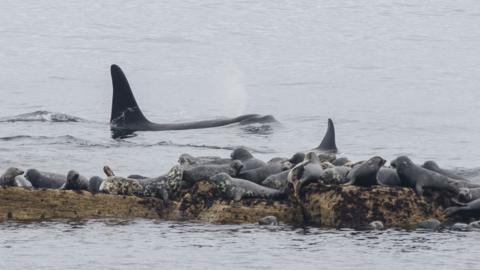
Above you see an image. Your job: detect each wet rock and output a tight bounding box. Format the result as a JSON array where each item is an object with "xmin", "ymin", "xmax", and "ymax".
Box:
[
  {"xmin": 259, "ymin": 216, "xmax": 279, "ymax": 226},
  {"xmin": 417, "ymin": 219, "xmax": 441, "ymax": 231},
  {"xmin": 450, "ymin": 223, "xmax": 469, "ymax": 231},
  {"xmin": 369, "ymin": 221, "xmax": 384, "ymax": 230},
  {"xmin": 468, "ymin": 220, "xmax": 480, "ymax": 230}
]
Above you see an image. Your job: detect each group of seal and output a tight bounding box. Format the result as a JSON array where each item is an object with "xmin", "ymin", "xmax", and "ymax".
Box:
[{"xmin": 3, "ymin": 116, "xmax": 480, "ymax": 224}]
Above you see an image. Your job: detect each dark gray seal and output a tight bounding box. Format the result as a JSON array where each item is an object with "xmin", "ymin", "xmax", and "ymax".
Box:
[
  {"xmin": 237, "ymin": 158, "xmax": 284, "ymax": 184},
  {"xmin": 61, "ymin": 170, "xmax": 89, "ymax": 191},
  {"xmin": 0, "ymin": 167, "xmax": 25, "ymax": 186},
  {"xmin": 457, "ymin": 187, "xmax": 480, "ymax": 203},
  {"xmin": 376, "ymin": 167, "xmax": 402, "ymax": 187},
  {"xmin": 231, "ymin": 148, "xmax": 266, "ymax": 171},
  {"xmin": 182, "ymin": 160, "xmax": 243, "ymax": 184},
  {"xmin": 109, "ymin": 65, "xmax": 277, "ymax": 138},
  {"xmin": 445, "ymin": 198, "xmax": 480, "ymax": 218},
  {"xmin": 422, "ymin": 161, "xmax": 468, "ymax": 181},
  {"xmin": 178, "ymin": 153, "xmax": 231, "ymax": 167},
  {"xmin": 288, "ymin": 152, "xmax": 325, "ymax": 195},
  {"xmin": 344, "ymin": 156, "xmax": 385, "ymax": 187},
  {"xmin": 391, "ymin": 156, "xmax": 460, "ymax": 196},
  {"xmin": 88, "ymin": 176, "xmax": 104, "ymax": 193},
  {"xmin": 210, "ymin": 173, "xmax": 283, "ymax": 201},
  {"xmin": 25, "ymin": 169, "xmax": 66, "ymax": 189}
]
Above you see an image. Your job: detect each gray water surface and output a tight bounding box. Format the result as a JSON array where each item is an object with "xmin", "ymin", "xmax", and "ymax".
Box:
[{"xmin": 1, "ymin": 0, "xmax": 480, "ymax": 269}]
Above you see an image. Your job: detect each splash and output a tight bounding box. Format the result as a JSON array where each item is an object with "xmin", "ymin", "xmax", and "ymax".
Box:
[{"xmin": 0, "ymin": 111, "xmax": 84, "ymax": 123}]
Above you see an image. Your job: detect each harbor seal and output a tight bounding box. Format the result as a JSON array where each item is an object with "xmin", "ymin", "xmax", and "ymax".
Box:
[
  {"xmin": 288, "ymin": 152, "xmax": 325, "ymax": 196},
  {"xmin": 210, "ymin": 173, "xmax": 283, "ymax": 201},
  {"xmin": 231, "ymin": 148, "xmax": 266, "ymax": 171},
  {"xmin": 99, "ymin": 166, "xmax": 143, "ymax": 196},
  {"xmin": 422, "ymin": 161, "xmax": 468, "ymax": 181},
  {"xmin": 182, "ymin": 160, "xmax": 243, "ymax": 184},
  {"xmin": 391, "ymin": 156, "xmax": 459, "ymax": 196},
  {"xmin": 376, "ymin": 167, "xmax": 402, "ymax": 187},
  {"xmin": 25, "ymin": 169, "xmax": 66, "ymax": 189},
  {"xmin": 457, "ymin": 188, "xmax": 480, "ymax": 203},
  {"xmin": 237, "ymin": 158, "xmax": 284, "ymax": 184},
  {"xmin": 261, "ymin": 170, "xmax": 289, "ymax": 190},
  {"xmin": 322, "ymin": 166, "xmax": 351, "ymax": 185},
  {"xmin": 0, "ymin": 167, "xmax": 24, "ymax": 186},
  {"xmin": 445, "ymin": 198, "xmax": 480, "ymax": 218},
  {"xmin": 109, "ymin": 65, "xmax": 277, "ymax": 138},
  {"xmin": 178, "ymin": 153, "xmax": 231, "ymax": 167},
  {"xmin": 61, "ymin": 170, "xmax": 89, "ymax": 191},
  {"xmin": 14, "ymin": 175, "xmax": 33, "ymax": 188},
  {"xmin": 344, "ymin": 156, "xmax": 385, "ymax": 187},
  {"xmin": 88, "ymin": 176, "xmax": 104, "ymax": 193}
]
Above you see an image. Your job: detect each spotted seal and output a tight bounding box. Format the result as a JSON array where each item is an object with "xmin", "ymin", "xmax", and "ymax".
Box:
[
  {"xmin": 0, "ymin": 167, "xmax": 25, "ymax": 186},
  {"xmin": 182, "ymin": 160, "xmax": 243, "ymax": 184},
  {"xmin": 25, "ymin": 169, "xmax": 66, "ymax": 189},
  {"xmin": 99, "ymin": 166, "xmax": 143, "ymax": 196},
  {"xmin": 210, "ymin": 173, "xmax": 283, "ymax": 201},
  {"xmin": 344, "ymin": 156, "xmax": 385, "ymax": 187},
  {"xmin": 61, "ymin": 170, "xmax": 89, "ymax": 191},
  {"xmin": 391, "ymin": 156, "xmax": 459, "ymax": 196},
  {"xmin": 322, "ymin": 166, "xmax": 351, "ymax": 185},
  {"xmin": 231, "ymin": 148, "xmax": 266, "ymax": 171}
]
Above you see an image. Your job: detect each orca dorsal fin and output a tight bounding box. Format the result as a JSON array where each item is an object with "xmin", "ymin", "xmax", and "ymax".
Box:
[
  {"xmin": 110, "ymin": 64, "xmax": 150, "ymax": 128},
  {"xmin": 317, "ymin": 118, "xmax": 337, "ymax": 153}
]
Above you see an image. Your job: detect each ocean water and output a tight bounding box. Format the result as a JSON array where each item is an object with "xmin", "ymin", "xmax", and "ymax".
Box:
[{"xmin": 1, "ymin": 0, "xmax": 480, "ymax": 269}]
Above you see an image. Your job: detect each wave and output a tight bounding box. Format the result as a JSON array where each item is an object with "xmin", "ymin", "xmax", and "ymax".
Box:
[{"xmin": 0, "ymin": 111, "xmax": 85, "ymax": 123}]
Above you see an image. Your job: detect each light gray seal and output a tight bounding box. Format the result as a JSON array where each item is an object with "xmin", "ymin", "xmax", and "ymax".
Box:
[
  {"xmin": 182, "ymin": 160, "xmax": 243, "ymax": 184},
  {"xmin": 210, "ymin": 173, "xmax": 283, "ymax": 201},
  {"xmin": 261, "ymin": 170, "xmax": 289, "ymax": 190},
  {"xmin": 288, "ymin": 152, "xmax": 325, "ymax": 196},
  {"xmin": 231, "ymin": 148, "xmax": 266, "ymax": 171},
  {"xmin": 0, "ymin": 167, "xmax": 25, "ymax": 186},
  {"xmin": 14, "ymin": 175, "xmax": 33, "ymax": 188},
  {"xmin": 61, "ymin": 170, "xmax": 89, "ymax": 191},
  {"xmin": 391, "ymin": 156, "xmax": 460, "ymax": 196},
  {"xmin": 99, "ymin": 166, "xmax": 143, "ymax": 196},
  {"xmin": 322, "ymin": 166, "xmax": 351, "ymax": 185},
  {"xmin": 178, "ymin": 153, "xmax": 231, "ymax": 167},
  {"xmin": 25, "ymin": 169, "xmax": 66, "ymax": 189},
  {"xmin": 376, "ymin": 167, "xmax": 402, "ymax": 187},
  {"xmin": 344, "ymin": 156, "xmax": 385, "ymax": 187}
]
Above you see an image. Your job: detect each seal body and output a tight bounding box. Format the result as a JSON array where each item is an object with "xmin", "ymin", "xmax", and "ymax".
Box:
[
  {"xmin": 391, "ymin": 156, "xmax": 460, "ymax": 196},
  {"xmin": 288, "ymin": 152, "xmax": 325, "ymax": 195},
  {"xmin": 0, "ymin": 167, "xmax": 25, "ymax": 186},
  {"xmin": 25, "ymin": 169, "xmax": 66, "ymax": 189},
  {"xmin": 88, "ymin": 176, "xmax": 104, "ymax": 193},
  {"xmin": 445, "ymin": 198, "xmax": 480, "ymax": 218},
  {"xmin": 261, "ymin": 170, "xmax": 289, "ymax": 190},
  {"xmin": 99, "ymin": 176, "xmax": 143, "ymax": 196},
  {"xmin": 376, "ymin": 167, "xmax": 402, "ymax": 187},
  {"xmin": 231, "ymin": 148, "xmax": 266, "ymax": 171},
  {"xmin": 210, "ymin": 173, "xmax": 283, "ymax": 201},
  {"xmin": 237, "ymin": 158, "xmax": 284, "ymax": 184},
  {"xmin": 61, "ymin": 170, "xmax": 89, "ymax": 191},
  {"xmin": 182, "ymin": 160, "xmax": 243, "ymax": 184},
  {"xmin": 178, "ymin": 153, "xmax": 231, "ymax": 167},
  {"xmin": 344, "ymin": 156, "xmax": 385, "ymax": 187},
  {"xmin": 322, "ymin": 166, "xmax": 351, "ymax": 185},
  {"xmin": 14, "ymin": 175, "xmax": 33, "ymax": 188},
  {"xmin": 422, "ymin": 161, "xmax": 468, "ymax": 181}
]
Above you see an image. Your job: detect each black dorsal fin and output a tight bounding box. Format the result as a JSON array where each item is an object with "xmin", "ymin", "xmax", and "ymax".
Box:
[
  {"xmin": 110, "ymin": 64, "xmax": 150, "ymax": 127},
  {"xmin": 317, "ymin": 118, "xmax": 337, "ymax": 153}
]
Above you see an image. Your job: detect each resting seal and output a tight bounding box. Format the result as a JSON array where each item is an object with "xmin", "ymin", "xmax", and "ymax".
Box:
[
  {"xmin": 0, "ymin": 167, "xmax": 25, "ymax": 186},
  {"xmin": 237, "ymin": 158, "xmax": 284, "ymax": 184},
  {"xmin": 210, "ymin": 173, "xmax": 283, "ymax": 201},
  {"xmin": 422, "ymin": 161, "xmax": 468, "ymax": 181},
  {"xmin": 288, "ymin": 152, "xmax": 325, "ymax": 196},
  {"xmin": 178, "ymin": 153, "xmax": 231, "ymax": 167},
  {"xmin": 182, "ymin": 160, "xmax": 243, "ymax": 184},
  {"xmin": 61, "ymin": 170, "xmax": 89, "ymax": 191},
  {"xmin": 376, "ymin": 167, "xmax": 402, "ymax": 187},
  {"xmin": 99, "ymin": 166, "xmax": 143, "ymax": 196},
  {"xmin": 231, "ymin": 148, "xmax": 266, "ymax": 171},
  {"xmin": 14, "ymin": 175, "xmax": 33, "ymax": 188},
  {"xmin": 88, "ymin": 176, "xmax": 104, "ymax": 193},
  {"xmin": 391, "ymin": 156, "xmax": 459, "ymax": 196},
  {"xmin": 445, "ymin": 198, "xmax": 480, "ymax": 218},
  {"xmin": 322, "ymin": 166, "xmax": 351, "ymax": 185},
  {"xmin": 344, "ymin": 156, "xmax": 385, "ymax": 187},
  {"xmin": 261, "ymin": 170, "xmax": 289, "ymax": 190},
  {"xmin": 457, "ymin": 188, "xmax": 480, "ymax": 203},
  {"xmin": 25, "ymin": 169, "xmax": 66, "ymax": 189}
]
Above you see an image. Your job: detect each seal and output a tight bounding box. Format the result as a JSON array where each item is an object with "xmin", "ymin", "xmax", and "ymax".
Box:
[
  {"xmin": 344, "ymin": 156, "xmax": 385, "ymax": 187},
  {"xmin": 231, "ymin": 148, "xmax": 266, "ymax": 171},
  {"xmin": 261, "ymin": 170, "xmax": 289, "ymax": 190},
  {"xmin": 0, "ymin": 167, "xmax": 24, "ymax": 186},
  {"xmin": 109, "ymin": 64, "xmax": 277, "ymax": 138},
  {"xmin": 178, "ymin": 153, "xmax": 231, "ymax": 167},
  {"xmin": 25, "ymin": 169, "xmax": 66, "ymax": 189},
  {"xmin": 237, "ymin": 158, "xmax": 284, "ymax": 184},
  {"xmin": 182, "ymin": 160, "xmax": 243, "ymax": 184},
  {"xmin": 99, "ymin": 166, "xmax": 144, "ymax": 196},
  {"xmin": 422, "ymin": 161, "xmax": 468, "ymax": 181},
  {"xmin": 322, "ymin": 166, "xmax": 351, "ymax": 185},
  {"xmin": 288, "ymin": 152, "xmax": 325, "ymax": 196},
  {"xmin": 391, "ymin": 156, "xmax": 459, "ymax": 196},
  {"xmin": 88, "ymin": 176, "xmax": 104, "ymax": 193},
  {"xmin": 445, "ymin": 198, "xmax": 480, "ymax": 218},
  {"xmin": 209, "ymin": 173, "xmax": 283, "ymax": 201},
  {"xmin": 376, "ymin": 167, "xmax": 402, "ymax": 187},
  {"xmin": 61, "ymin": 170, "xmax": 89, "ymax": 191}
]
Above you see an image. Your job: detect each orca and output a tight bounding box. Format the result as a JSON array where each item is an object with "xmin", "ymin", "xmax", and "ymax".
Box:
[
  {"xmin": 314, "ymin": 118, "xmax": 337, "ymax": 153},
  {"xmin": 109, "ymin": 64, "xmax": 276, "ymax": 138}
]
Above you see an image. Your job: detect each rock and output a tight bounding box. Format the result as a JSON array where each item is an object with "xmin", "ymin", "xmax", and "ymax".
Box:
[
  {"xmin": 369, "ymin": 221, "xmax": 384, "ymax": 230},
  {"xmin": 259, "ymin": 216, "xmax": 279, "ymax": 225},
  {"xmin": 450, "ymin": 223, "xmax": 469, "ymax": 231},
  {"xmin": 417, "ymin": 219, "xmax": 441, "ymax": 231},
  {"xmin": 468, "ymin": 220, "xmax": 480, "ymax": 230}
]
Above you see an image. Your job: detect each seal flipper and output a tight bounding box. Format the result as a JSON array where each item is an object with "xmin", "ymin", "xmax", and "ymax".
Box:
[
  {"xmin": 316, "ymin": 118, "xmax": 337, "ymax": 153},
  {"xmin": 110, "ymin": 64, "xmax": 151, "ymax": 129}
]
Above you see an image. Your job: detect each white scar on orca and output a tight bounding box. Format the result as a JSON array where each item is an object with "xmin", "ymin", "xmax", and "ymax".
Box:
[{"xmin": 109, "ymin": 64, "xmax": 277, "ymax": 138}]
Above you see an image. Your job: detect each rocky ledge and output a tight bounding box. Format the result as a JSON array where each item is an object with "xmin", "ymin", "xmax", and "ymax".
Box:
[{"xmin": 0, "ymin": 183, "xmax": 449, "ymax": 228}]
